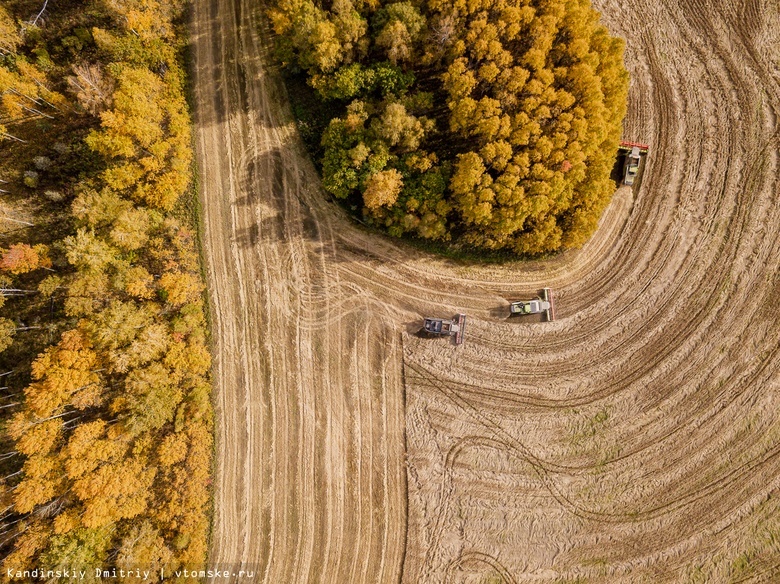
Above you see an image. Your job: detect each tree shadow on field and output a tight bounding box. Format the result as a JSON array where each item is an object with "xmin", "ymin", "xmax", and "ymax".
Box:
[
  {"xmin": 187, "ymin": 1, "xmax": 288, "ymax": 131},
  {"xmin": 234, "ymin": 223, "xmax": 259, "ymax": 248},
  {"xmin": 611, "ymin": 151, "xmax": 626, "ymax": 186},
  {"xmin": 232, "ymin": 148, "xmax": 289, "ymax": 248},
  {"xmin": 234, "ymin": 149, "xmax": 285, "ymax": 207},
  {"xmin": 228, "ymin": 146, "xmax": 342, "ymax": 258}
]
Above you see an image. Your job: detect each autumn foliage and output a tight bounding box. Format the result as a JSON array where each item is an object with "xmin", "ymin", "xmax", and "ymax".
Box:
[
  {"xmin": 0, "ymin": 244, "xmax": 51, "ymax": 275},
  {"xmin": 0, "ymin": 0, "xmax": 212, "ymax": 578},
  {"xmin": 271, "ymin": 0, "xmax": 629, "ymax": 254}
]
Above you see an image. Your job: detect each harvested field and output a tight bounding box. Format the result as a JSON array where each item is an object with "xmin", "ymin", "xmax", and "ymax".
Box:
[{"xmin": 190, "ymin": 0, "xmax": 780, "ymax": 581}]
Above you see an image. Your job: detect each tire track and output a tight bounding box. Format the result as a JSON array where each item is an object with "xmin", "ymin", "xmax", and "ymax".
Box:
[{"xmin": 191, "ymin": 0, "xmax": 780, "ymax": 581}]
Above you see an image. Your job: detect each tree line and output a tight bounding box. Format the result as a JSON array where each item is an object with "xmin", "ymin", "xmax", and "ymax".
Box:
[
  {"xmin": 271, "ymin": 0, "xmax": 629, "ymax": 254},
  {"xmin": 1, "ymin": 0, "xmax": 211, "ymax": 579}
]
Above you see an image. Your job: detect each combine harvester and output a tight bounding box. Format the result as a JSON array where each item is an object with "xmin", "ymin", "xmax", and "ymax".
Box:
[
  {"xmin": 422, "ymin": 313, "xmax": 466, "ymax": 345},
  {"xmin": 509, "ymin": 288, "xmax": 556, "ymax": 322},
  {"xmin": 618, "ymin": 141, "xmax": 649, "ymax": 186}
]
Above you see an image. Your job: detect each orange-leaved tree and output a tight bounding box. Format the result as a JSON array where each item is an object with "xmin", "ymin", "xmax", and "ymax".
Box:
[{"xmin": 0, "ymin": 244, "xmax": 52, "ymax": 275}]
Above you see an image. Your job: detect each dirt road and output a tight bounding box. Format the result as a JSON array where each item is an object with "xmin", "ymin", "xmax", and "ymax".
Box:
[
  {"xmin": 191, "ymin": 0, "xmax": 407, "ymax": 581},
  {"xmin": 191, "ymin": 0, "xmax": 780, "ymax": 581}
]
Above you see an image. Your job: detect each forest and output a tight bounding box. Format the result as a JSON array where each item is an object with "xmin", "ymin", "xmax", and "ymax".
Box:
[
  {"xmin": 271, "ymin": 0, "xmax": 629, "ymax": 255},
  {"xmin": 0, "ymin": 0, "xmax": 211, "ymax": 579}
]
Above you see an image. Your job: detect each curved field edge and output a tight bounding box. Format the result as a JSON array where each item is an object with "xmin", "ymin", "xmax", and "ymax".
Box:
[{"xmin": 269, "ymin": 0, "xmax": 630, "ymax": 256}]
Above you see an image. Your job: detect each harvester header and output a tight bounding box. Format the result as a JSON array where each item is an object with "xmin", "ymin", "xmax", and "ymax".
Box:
[{"xmin": 619, "ymin": 140, "xmax": 649, "ymax": 153}]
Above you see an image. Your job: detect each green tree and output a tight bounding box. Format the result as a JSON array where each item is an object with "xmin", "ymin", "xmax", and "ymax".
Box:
[
  {"xmin": 119, "ymin": 362, "xmax": 183, "ymax": 434},
  {"xmin": 39, "ymin": 526, "xmax": 115, "ymax": 580},
  {"xmin": 63, "ymin": 229, "xmax": 117, "ymax": 272},
  {"xmin": 374, "ymin": 2, "xmax": 425, "ymax": 64},
  {"xmin": 273, "ymin": 0, "xmax": 629, "ymax": 254},
  {"xmin": 117, "ymin": 522, "xmax": 176, "ymax": 580}
]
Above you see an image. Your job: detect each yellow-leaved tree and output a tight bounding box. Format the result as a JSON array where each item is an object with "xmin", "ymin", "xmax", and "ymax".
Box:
[{"xmin": 272, "ymin": 0, "xmax": 629, "ymax": 254}]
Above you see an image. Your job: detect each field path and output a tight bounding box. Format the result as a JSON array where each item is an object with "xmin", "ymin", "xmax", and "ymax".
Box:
[
  {"xmin": 191, "ymin": 0, "xmax": 780, "ymax": 581},
  {"xmin": 191, "ymin": 0, "xmax": 407, "ymax": 581}
]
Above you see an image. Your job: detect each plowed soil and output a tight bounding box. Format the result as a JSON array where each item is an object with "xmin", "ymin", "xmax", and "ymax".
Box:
[{"xmin": 190, "ymin": 0, "xmax": 780, "ymax": 581}]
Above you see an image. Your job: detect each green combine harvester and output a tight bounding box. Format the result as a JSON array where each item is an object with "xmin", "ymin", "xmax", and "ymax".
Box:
[
  {"xmin": 618, "ymin": 141, "xmax": 649, "ymax": 187},
  {"xmin": 509, "ymin": 288, "xmax": 556, "ymax": 322}
]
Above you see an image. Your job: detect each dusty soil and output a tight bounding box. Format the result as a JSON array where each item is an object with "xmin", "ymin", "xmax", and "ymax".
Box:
[{"xmin": 190, "ymin": 0, "xmax": 780, "ymax": 581}]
